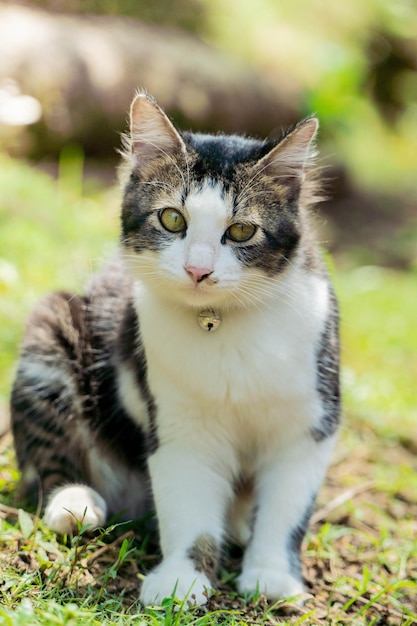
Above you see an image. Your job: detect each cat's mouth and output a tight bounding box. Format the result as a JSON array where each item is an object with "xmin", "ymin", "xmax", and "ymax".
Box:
[
  {"xmin": 178, "ymin": 272, "xmax": 223, "ymax": 304},
  {"xmin": 185, "ymin": 279, "xmax": 220, "ymax": 303}
]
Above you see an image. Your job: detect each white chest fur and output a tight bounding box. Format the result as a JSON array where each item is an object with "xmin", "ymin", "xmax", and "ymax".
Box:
[{"xmin": 131, "ymin": 269, "xmax": 330, "ymax": 460}]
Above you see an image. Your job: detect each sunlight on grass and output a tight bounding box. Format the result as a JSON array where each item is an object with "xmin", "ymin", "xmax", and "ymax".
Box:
[{"xmin": 337, "ymin": 265, "xmax": 417, "ymax": 440}]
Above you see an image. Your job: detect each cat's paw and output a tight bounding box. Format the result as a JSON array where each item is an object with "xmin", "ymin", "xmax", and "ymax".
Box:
[
  {"xmin": 238, "ymin": 567, "xmax": 304, "ymax": 601},
  {"xmin": 44, "ymin": 484, "xmax": 107, "ymax": 535},
  {"xmin": 140, "ymin": 556, "xmax": 212, "ymax": 607}
]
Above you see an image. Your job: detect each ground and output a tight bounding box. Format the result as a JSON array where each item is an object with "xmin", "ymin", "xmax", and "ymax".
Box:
[{"xmin": 1, "ymin": 414, "xmax": 416, "ymax": 625}]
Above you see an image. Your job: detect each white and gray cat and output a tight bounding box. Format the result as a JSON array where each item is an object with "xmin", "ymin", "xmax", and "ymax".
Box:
[{"xmin": 11, "ymin": 93, "xmax": 340, "ymax": 606}]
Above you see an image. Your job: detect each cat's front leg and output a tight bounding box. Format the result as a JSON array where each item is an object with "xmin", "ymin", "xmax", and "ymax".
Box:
[
  {"xmin": 238, "ymin": 435, "xmax": 335, "ymax": 602},
  {"xmin": 140, "ymin": 442, "xmax": 233, "ymax": 606}
]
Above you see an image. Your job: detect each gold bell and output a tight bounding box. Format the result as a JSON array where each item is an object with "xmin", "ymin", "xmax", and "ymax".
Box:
[{"xmin": 197, "ymin": 309, "xmax": 222, "ymax": 332}]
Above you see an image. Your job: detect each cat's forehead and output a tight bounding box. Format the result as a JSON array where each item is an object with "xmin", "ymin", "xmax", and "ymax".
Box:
[
  {"xmin": 182, "ymin": 132, "xmax": 274, "ymax": 174},
  {"xmin": 185, "ymin": 181, "xmax": 233, "ymax": 225}
]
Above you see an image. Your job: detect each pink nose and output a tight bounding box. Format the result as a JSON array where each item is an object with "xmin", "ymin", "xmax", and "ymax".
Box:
[{"xmin": 185, "ymin": 266, "xmax": 213, "ymax": 284}]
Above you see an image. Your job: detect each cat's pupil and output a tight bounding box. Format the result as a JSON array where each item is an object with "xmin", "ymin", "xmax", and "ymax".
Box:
[{"xmin": 159, "ymin": 208, "xmax": 186, "ymax": 233}]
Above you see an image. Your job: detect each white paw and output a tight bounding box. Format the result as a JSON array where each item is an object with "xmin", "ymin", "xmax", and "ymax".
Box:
[
  {"xmin": 140, "ymin": 556, "xmax": 212, "ymax": 607},
  {"xmin": 44, "ymin": 484, "xmax": 107, "ymax": 534},
  {"xmin": 238, "ymin": 567, "xmax": 304, "ymax": 601}
]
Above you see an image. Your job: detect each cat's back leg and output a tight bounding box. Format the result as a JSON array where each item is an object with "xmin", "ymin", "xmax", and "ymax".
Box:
[{"xmin": 11, "ymin": 291, "xmax": 107, "ymax": 533}]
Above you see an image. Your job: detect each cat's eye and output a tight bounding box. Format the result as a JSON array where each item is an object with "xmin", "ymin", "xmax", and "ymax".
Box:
[
  {"xmin": 226, "ymin": 223, "xmax": 257, "ymax": 243},
  {"xmin": 158, "ymin": 208, "xmax": 186, "ymax": 233}
]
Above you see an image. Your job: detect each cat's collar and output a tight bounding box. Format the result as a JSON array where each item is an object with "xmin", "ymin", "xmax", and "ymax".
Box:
[{"xmin": 197, "ymin": 308, "xmax": 222, "ymax": 332}]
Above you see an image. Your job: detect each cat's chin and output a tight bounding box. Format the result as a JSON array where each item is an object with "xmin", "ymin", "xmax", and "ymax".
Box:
[
  {"xmin": 181, "ymin": 283, "xmax": 239, "ymax": 310},
  {"xmin": 142, "ymin": 279, "xmax": 236, "ymax": 310},
  {"xmin": 179, "ymin": 293, "xmax": 230, "ymax": 312}
]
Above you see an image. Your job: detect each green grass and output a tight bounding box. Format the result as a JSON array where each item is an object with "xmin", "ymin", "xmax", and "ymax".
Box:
[
  {"xmin": 338, "ymin": 265, "xmax": 417, "ymax": 439},
  {"xmin": 0, "ymin": 152, "xmax": 416, "ymax": 624},
  {"xmin": 0, "ymin": 149, "xmax": 119, "ymax": 405}
]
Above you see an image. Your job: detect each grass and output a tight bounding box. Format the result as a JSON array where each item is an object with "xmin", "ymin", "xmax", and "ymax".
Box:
[{"xmin": 0, "ymin": 151, "xmax": 416, "ymax": 624}]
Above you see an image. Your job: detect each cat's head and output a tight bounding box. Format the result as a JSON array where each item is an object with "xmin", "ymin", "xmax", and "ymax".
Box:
[{"xmin": 121, "ymin": 92, "xmax": 319, "ymax": 310}]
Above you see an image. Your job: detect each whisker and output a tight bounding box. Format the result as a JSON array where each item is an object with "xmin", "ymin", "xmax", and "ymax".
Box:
[
  {"xmin": 235, "ymin": 178, "xmax": 270, "ymax": 208},
  {"xmin": 233, "ymin": 190, "xmax": 275, "ymax": 213},
  {"xmin": 139, "ymin": 180, "xmax": 179, "ymax": 194},
  {"xmin": 238, "ymin": 271, "xmax": 310, "ymax": 322},
  {"xmin": 236, "ymin": 154, "xmax": 299, "ymax": 204},
  {"xmin": 184, "ymin": 146, "xmax": 191, "ymax": 194},
  {"xmin": 233, "ymin": 287, "xmax": 267, "ymax": 314},
  {"xmin": 236, "ymin": 163, "xmax": 271, "ymax": 202}
]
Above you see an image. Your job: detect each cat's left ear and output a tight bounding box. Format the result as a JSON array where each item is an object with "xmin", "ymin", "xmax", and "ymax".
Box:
[
  {"xmin": 128, "ymin": 92, "xmax": 187, "ymax": 170},
  {"xmin": 256, "ymin": 117, "xmax": 318, "ymax": 184}
]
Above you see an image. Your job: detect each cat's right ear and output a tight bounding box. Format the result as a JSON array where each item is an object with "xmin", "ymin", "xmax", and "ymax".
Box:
[{"xmin": 128, "ymin": 93, "xmax": 186, "ymax": 170}]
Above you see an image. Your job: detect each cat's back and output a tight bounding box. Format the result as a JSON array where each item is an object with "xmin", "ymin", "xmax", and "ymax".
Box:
[{"xmin": 85, "ymin": 255, "xmax": 134, "ymax": 335}]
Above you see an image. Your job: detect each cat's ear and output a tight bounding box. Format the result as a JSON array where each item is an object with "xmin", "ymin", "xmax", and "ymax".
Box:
[
  {"xmin": 256, "ymin": 117, "xmax": 318, "ymax": 184},
  {"xmin": 128, "ymin": 93, "xmax": 186, "ymax": 170}
]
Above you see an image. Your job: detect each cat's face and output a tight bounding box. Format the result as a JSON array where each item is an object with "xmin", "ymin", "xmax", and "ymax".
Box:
[{"xmin": 121, "ymin": 94, "xmax": 318, "ymax": 310}]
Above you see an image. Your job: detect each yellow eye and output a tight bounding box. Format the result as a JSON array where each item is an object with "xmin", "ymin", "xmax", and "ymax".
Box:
[
  {"xmin": 226, "ymin": 223, "xmax": 256, "ymax": 242},
  {"xmin": 158, "ymin": 208, "xmax": 186, "ymax": 233}
]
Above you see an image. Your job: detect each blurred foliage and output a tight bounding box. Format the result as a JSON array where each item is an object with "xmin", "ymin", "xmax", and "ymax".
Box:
[
  {"xmin": 27, "ymin": 0, "xmax": 207, "ymax": 31},
  {"xmin": 199, "ymin": 0, "xmax": 417, "ymax": 194},
  {"xmin": 21, "ymin": 0, "xmax": 417, "ymax": 196}
]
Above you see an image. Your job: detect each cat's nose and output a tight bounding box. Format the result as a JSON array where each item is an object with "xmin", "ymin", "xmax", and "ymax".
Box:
[{"xmin": 185, "ymin": 266, "xmax": 213, "ymax": 284}]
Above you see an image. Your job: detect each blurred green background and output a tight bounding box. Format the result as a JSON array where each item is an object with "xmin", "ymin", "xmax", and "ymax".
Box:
[{"xmin": 0, "ymin": 0, "xmax": 416, "ymax": 445}]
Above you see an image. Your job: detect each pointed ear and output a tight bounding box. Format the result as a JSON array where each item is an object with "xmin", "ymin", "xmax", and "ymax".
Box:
[
  {"xmin": 129, "ymin": 93, "xmax": 186, "ymax": 169},
  {"xmin": 256, "ymin": 117, "xmax": 318, "ymax": 182}
]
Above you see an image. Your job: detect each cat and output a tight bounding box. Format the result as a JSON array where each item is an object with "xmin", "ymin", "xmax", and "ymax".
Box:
[{"xmin": 11, "ymin": 92, "xmax": 340, "ymax": 606}]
